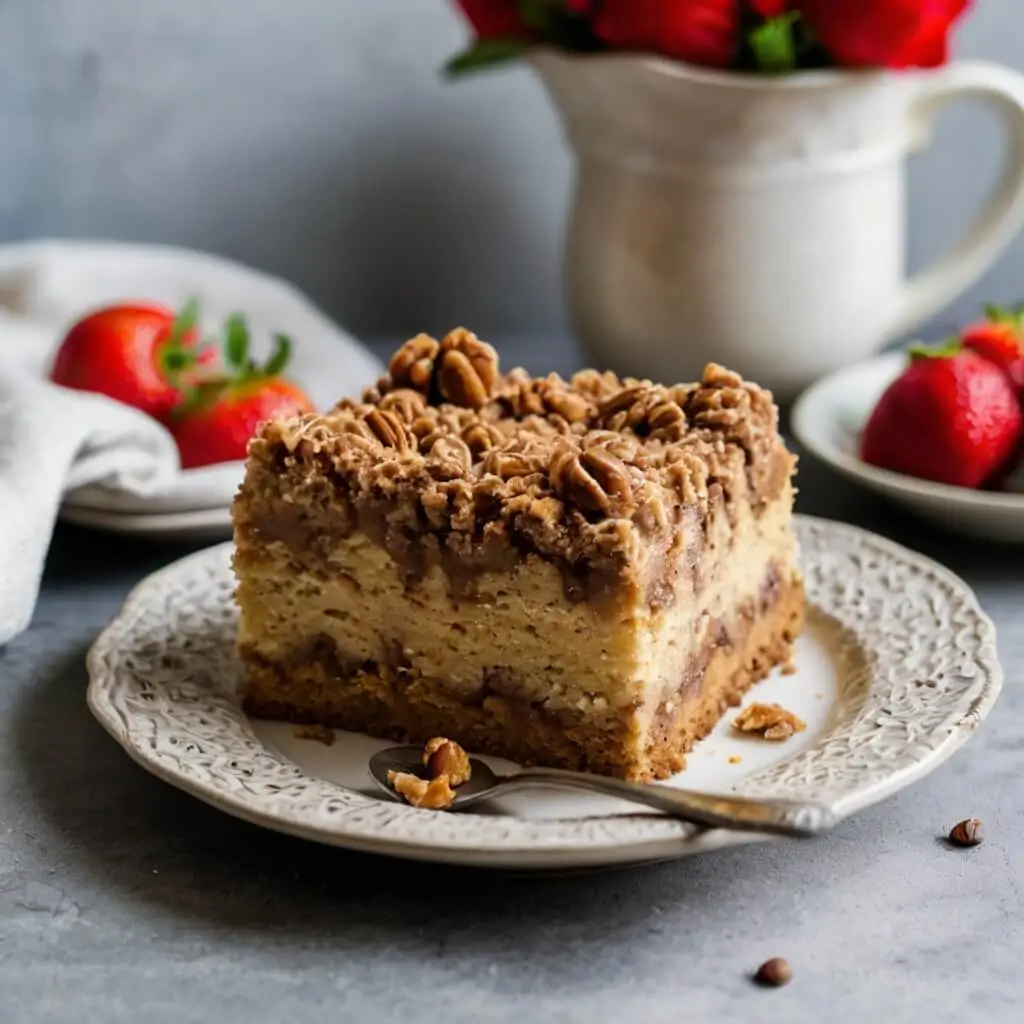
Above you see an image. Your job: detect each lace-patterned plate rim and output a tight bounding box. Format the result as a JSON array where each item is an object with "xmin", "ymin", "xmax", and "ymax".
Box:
[{"xmin": 86, "ymin": 515, "xmax": 1003, "ymax": 869}]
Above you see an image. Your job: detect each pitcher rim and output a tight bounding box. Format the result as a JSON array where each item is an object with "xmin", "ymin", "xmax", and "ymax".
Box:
[{"xmin": 527, "ymin": 46, "xmax": 912, "ymax": 90}]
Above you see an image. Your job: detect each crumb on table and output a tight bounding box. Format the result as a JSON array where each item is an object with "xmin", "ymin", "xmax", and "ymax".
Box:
[
  {"xmin": 728, "ymin": 755, "xmax": 743, "ymax": 765},
  {"xmin": 293, "ymin": 724, "xmax": 336, "ymax": 746},
  {"xmin": 387, "ymin": 770, "xmax": 458, "ymax": 810},
  {"xmin": 733, "ymin": 702, "xmax": 806, "ymax": 742}
]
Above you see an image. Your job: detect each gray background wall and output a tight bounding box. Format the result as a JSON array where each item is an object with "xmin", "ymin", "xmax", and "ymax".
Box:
[{"xmin": 1, "ymin": 0, "xmax": 1023, "ymax": 342}]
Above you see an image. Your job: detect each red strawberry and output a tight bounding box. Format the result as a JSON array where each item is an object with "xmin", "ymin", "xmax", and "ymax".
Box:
[
  {"xmin": 960, "ymin": 303, "xmax": 1024, "ymax": 394},
  {"xmin": 170, "ymin": 315, "xmax": 314, "ymax": 469},
  {"xmin": 454, "ymin": 0, "xmax": 528, "ymax": 39},
  {"xmin": 748, "ymin": 1, "xmax": 790, "ymax": 16},
  {"xmin": 592, "ymin": 0, "xmax": 740, "ymax": 68},
  {"xmin": 49, "ymin": 299, "xmax": 213, "ymax": 422},
  {"xmin": 860, "ymin": 345, "xmax": 1022, "ymax": 489}
]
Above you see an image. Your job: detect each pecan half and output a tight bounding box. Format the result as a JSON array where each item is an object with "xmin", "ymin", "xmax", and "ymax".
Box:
[
  {"xmin": 544, "ymin": 386, "xmax": 592, "ymax": 424},
  {"xmin": 550, "ymin": 444, "xmax": 634, "ymax": 516},
  {"xmin": 597, "ymin": 383, "xmax": 649, "ymax": 422},
  {"xmin": 462, "ymin": 421, "xmax": 504, "ymax": 457},
  {"xmin": 378, "ymin": 388, "xmax": 427, "ymax": 422},
  {"xmin": 435, "ymin": 329, "xmax": 499, "ymax": 409},
  {"xmin": 388, "ymin": 334, "xmax": 439, "ymax": 392},
  {"xmin": 364, "ymin": 409, "xmax": 412, "ymax": 452},
  {"xmin": 646, "ymin": 400, "xmax": 687, "ymax": 441},
  {"xmin": 482, "ymin": 447, "xmax": 536, "ymax": 479}
]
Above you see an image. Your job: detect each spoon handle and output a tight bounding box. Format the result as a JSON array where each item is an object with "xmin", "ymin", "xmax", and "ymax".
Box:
[{"xmin": 509, "ymin": 769, "xmax": 838, "ymax": 838}]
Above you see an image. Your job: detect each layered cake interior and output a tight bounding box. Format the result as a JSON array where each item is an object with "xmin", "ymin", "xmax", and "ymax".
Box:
[{"xmin": 233, "ymin": 329, "xmax": 804, "ymax": 781}]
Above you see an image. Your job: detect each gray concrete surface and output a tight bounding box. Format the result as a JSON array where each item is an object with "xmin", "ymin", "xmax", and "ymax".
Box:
[
  {"xmin": 0, "ymin": 336, "xmax": 1022, "ymax": 1023},
  {"xmin": 2, "ymin": 1, "xmax": 1024, "ymax": 341}
]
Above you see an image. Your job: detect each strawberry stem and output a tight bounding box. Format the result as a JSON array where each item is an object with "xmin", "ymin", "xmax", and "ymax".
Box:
[
  {"xmin": 983, "ymin": 302, "xmax": 1024, "ymax": 330},
  {"xmin": 169, "ymin": 309, "xmax": 296, "ymax": 419},
  {"xmin": 908, "ymin": 338, "xmax": 961, "ymax": 360},
  {"xmin": 157, "ymin": 297, "xmax": 204, "ymax": 387}
]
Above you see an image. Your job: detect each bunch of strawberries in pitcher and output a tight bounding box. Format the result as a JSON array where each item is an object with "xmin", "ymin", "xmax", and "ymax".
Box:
[
  {"xmin": 861, "ymin": 308, "xmax": 1024, "ymax": 493},
  {"xmin": 451, "ymin": 1, "xmax": 972, "ymax": 74},
  {"xmin": 49, "ymin": 301, "xmax": 314, "ymax": 469}
]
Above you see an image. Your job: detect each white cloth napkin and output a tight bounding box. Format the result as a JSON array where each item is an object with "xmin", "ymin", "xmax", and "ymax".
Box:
[{"xmin": 0, "ymin": 239, "xmax": 384, "ymax": 646}]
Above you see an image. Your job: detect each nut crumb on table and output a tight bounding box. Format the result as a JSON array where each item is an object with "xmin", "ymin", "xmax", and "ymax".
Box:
[
  {"xmin": 733, "ymin": 702, "xmax": 806, "ymax": 742},
  {"xmin": 948, "ymin": 818, "xmax": 984, "ymax": 847},
  {"xmin": 387, "ymin": 770, "xmax": 458, "ymax": 810},
  {"xmin": 728, "ymin": 755, "xmax": 743, "ymax": 765},
  {"xmin": 754, "ymin": 957, "xmax": 793, "ymax": 987},
  {"xmin": 293, "ymin": 724, "xmax": 336, "ymax": 746}
]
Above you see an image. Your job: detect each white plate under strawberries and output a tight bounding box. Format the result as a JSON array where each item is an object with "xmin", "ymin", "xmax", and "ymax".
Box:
[{"xmin": 793, "ymin": 351, "xmax": 1024, "ymax": 543}]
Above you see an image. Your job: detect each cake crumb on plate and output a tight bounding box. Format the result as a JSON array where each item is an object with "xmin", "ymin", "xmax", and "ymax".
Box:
[
  {"xmin": 293, "ymin": 724, "xmax": 336, "ymax": 746},
  {"xmin": 733, "ymin": 702, "xmax": 806, "ymax": 741}
]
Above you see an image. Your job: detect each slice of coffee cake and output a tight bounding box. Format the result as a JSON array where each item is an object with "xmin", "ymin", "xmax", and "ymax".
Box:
[{"xmin": 232, "ymin": 329, "xmax": 803, "ymax": 781}]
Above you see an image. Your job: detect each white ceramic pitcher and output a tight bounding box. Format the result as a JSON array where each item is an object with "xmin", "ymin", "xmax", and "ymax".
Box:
[{"xmin": 531, "ymin": 51, "xmax": 1024, "ymax": 399}]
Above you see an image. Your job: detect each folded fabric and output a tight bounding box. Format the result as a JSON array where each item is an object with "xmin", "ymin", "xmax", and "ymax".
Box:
[
  {"xmin": 0, "ymin": 238, "xmax": 384, "ymax": 645},
  {"xmin": 0, "ymin": 372, "xmax": 181, "ymax": 643}
]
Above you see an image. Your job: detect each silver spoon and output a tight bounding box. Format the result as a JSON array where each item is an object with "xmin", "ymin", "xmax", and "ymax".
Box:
[{"xmin": 368, "ymin": 745, "xmax": 838, "ymax": 838}]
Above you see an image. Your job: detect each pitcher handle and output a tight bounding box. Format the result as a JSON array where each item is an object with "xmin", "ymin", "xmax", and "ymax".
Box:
[{"xmin": 886, "ymin": 61, "xmax": 1024, "ymax": 342}]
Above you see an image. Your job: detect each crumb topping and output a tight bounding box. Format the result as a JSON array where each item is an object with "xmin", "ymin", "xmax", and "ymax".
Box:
[{"xmin": 237, "ymin": 329, "xmax": 794, "ymax": 592}]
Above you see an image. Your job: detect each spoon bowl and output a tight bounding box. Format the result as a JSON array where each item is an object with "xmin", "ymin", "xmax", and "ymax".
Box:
[{"xmin": 369, "ymin": 745, "xmax": 504, "ymax": 809}]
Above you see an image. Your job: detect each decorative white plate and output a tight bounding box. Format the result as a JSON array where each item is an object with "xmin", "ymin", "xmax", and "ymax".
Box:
[
  {"xmin": 87, "ymin": 516, "xmax": 1002, "ymax": 869},
  {"xmin": 792, "ymin": 352, "xmax": 1024, "ymax": 542}
]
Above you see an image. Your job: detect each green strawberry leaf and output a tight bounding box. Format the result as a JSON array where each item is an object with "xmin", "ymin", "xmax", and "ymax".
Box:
[
  {"xmin": 445, "ymin": 38, "xmax": 526, "ymax": 76},
  {"xmin": 224, "ymin": 314, "xmax": 251, "ymax": 371},
  {"xmin": 167, "ymin": 297, "xmax": 200, "ymax": 349},
  {"xmin": 749, "ymin": 12, "xmax": 800, "ymax": 73},
  {"xmin": 263, "ymin": 333, "xmax": 293, "ymax": 378}
]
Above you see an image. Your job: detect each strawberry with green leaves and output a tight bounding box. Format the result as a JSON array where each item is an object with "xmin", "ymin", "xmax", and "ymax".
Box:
[
  {"xmin": 959, "ymin": 303, "xmax": 1024, "ymax": 395},
  {"xmin": 170, "ymin": 314, "xmax": 314, "ymax": 469},
  {"xmin": 860, "ymin": 342, "xmax": 1022, "ymax": 489},
  {"xmin": 49, "ymin": 299, "xmax": 214, "ymax": 422}
]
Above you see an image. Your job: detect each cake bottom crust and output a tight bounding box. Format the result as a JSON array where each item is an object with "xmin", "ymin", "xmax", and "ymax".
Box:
[{"xmin": 240, "ymin": 575, "xmax": 805, "ymax": 782}]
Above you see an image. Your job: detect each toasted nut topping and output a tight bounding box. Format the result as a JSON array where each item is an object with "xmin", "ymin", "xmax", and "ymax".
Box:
[
  {"xmin": 426, "ymin": 435, "xmax": 473, "ymax": 473},
  {"xmin": 597, "ymin": 384, "xmax": 649, "ymax": 420},
  {"xmin": 550, "ymin": 444, "xmax": 634, "ymax": 516},
  {"xmin": 436, "ymin": 329, "xmax": 499, "ymax": 409},
  {"xmin": 462, "ymin": 421, "xmax": 504, "ymax": 457},
  {"xmin": 544, "ymin": 386, "xmax": 592, "ymax": 424},
  {"xmin": 388, "ymin": 334, "xmax": 439, "ymax": 391},
  {"xmin": 365, "ymin": 409, "xmax": 412, "ymax": 452},
  {"xmin": 483, "ymin": 447, "xmax": 536, "ymax": 479},
  {"xmin": 378, "ymin": 388, "xmax": 427, "ymax": 422},
  {"xmin": 423, "ymin": 737, "xmax": 472, "ymax": 787},
  {"xmin": 646, "ymin": 400, "xmax": 687, "ymax": 441}
]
